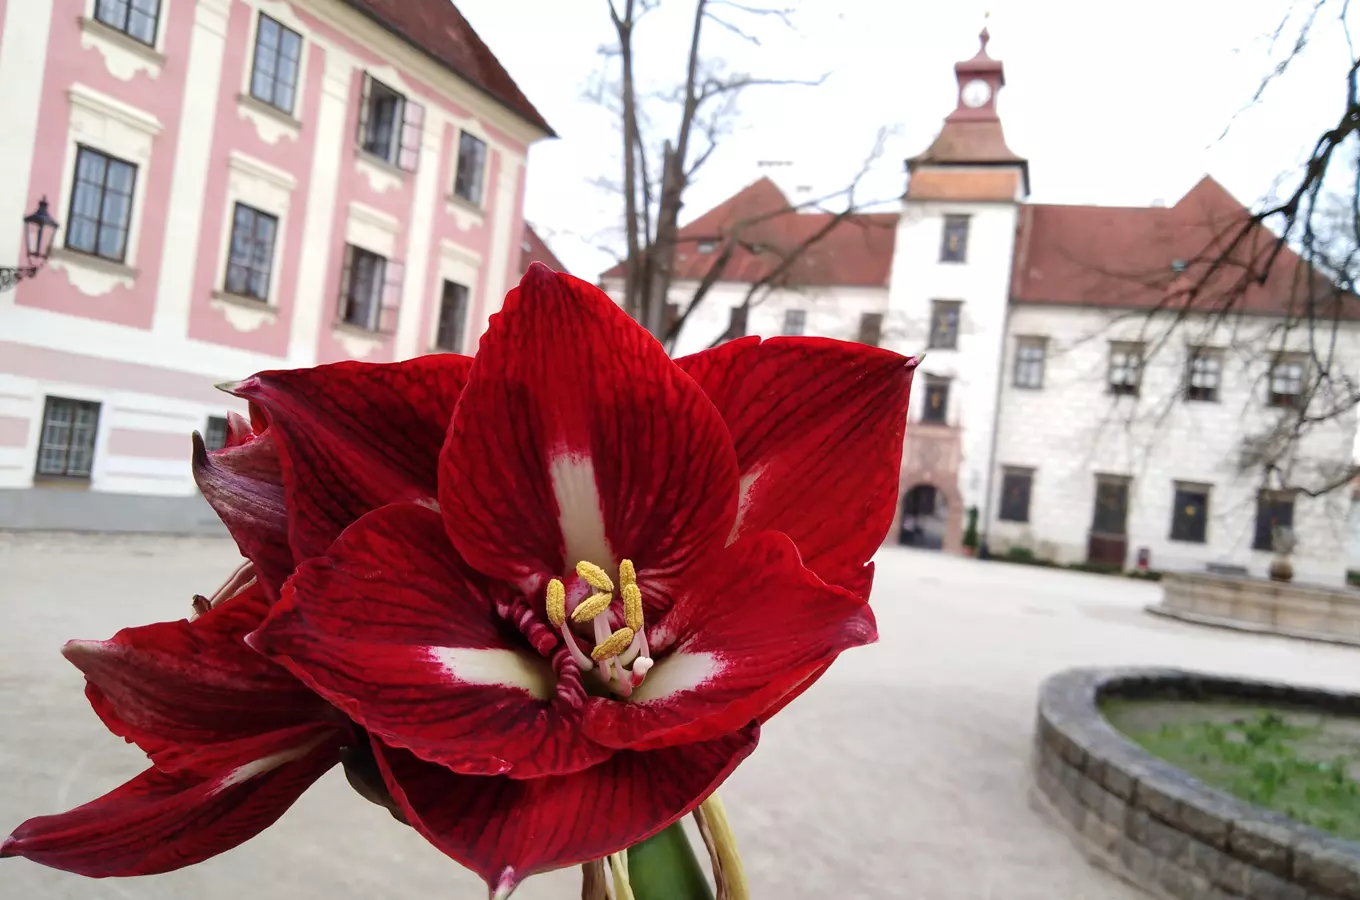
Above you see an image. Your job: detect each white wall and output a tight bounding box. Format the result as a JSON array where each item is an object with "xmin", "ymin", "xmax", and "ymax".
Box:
[
  {"xmin": 988, "ymin": 304, "xmax": 1360, "ymax": 586},
  {"xmin": 885, "ymin": 199, "xmax": 1019, "ymax": 514}
]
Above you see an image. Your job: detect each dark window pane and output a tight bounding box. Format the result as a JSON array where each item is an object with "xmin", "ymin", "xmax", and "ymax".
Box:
[
  {"xmin": 257, "ymin": 16, "xmax": 280, "ymax": 51},
  {"xmin": 1170, "ymin": 487, "xmax": 1209, "ymax": 543},
  {"xmin": 999, "ymin": 470, "xmax": 1032, "ymax": 523},
  {"xmin": 344, "ymin": 247, "xmax": 386, "ymax": 329},
  {"xmin": 250, "ymin": 15, "xmax": 303, "ymax": 113},
  {"xmin": 364, "ymin": 82, "xmax": 403, "ymax": 161},
  {"xmin": 921, "ymin": 376, "xmax": 949, "ymax": 424},
  {"xmin": 435, "ymin": 281, "xmax": 469, "ymax": 351},
  {"xmin": 204, "ymin": 416, "xmax": 230, "ymax": 453},
  {"xmin": 1269, "ymin": 359, "xmax": 1305, "ymax": 408},
  {"xmin": 1253, "ymin": 493, "xmax": 1295, "ymax": 551},
  {"xmin": 1014, "ymin": 338, "xmax": 1046, "ymax": 388},
  {"xmin": 782, "ymin": 309, "xmax": 806, "ymax": 336},
  {"xmin": 940, "ymin": 214, "xmax": 969, "ymax": 262},
  {"xmin": 224, "ymin": 204, "xmax": 278, "ymax": 301},
  {"xmin": 1186, "ymin": 348, "xmax": 1222, "ymax": 402},
  {"xmin": 726, "ymin": 305, "xmax": 747, "ymax": 340},
  {"xmin": 928, "ymin": 300, "xmax": 961, "ymax": 349},
  {"xmin": 36, "ymin": 397, "xmax": 101, "ymax": 479},
  {"xmin": 454, "ymin": 132, "xmax": 487, "ymax": 205},
  {"xmin": 1108, "ymin": 343, "xmax": 1143, "ymax": 396},
  {"xmin": 1092, "ymin": 479, "xmax": 1129, "ymax": 535},
  {"xmin": 66, "ymin": 147, "xmax": 138, "ymax": 262},
  {"xmin": 95, "ymin": 0, "xmax": 129, "ymax": 29}
]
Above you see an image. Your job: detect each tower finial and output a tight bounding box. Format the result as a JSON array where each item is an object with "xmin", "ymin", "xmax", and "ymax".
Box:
[{"xmin": 980, "ymin": 11, "xmax": 991, "ymax": 52}]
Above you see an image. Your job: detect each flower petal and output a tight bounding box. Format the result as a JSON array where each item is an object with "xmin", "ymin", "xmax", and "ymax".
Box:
[
  {"xmin": 65, "ymin": 582, "xmax": 328, "ymax": 774},
  {"xmin": 584, "ymin": 531, "xmax": 877, "ymax": 751},
  {"xmin": 676, "ymin": 336, "xmax": 916, "ymax": 596},
  {"xmin": 372, "ymin": 724, "xmax": 758, "ymax": 895},
  {"xmin": 251, "ymin": 503, "xmax": 610, "ymax": 779},
  {"xmin": 231, "ymin": 355, "xmax": 473, "ymax": 561},
  {"xmin": 439, "ymin": 264, "xmax": 740, "ymax": 604},
  {"xmin": 0, "ymin": 725, "xmax": 341, "ymax": 877},
  {"xmin": 192, "ymin": 429, "xmax": 292, "ymax": 599}
]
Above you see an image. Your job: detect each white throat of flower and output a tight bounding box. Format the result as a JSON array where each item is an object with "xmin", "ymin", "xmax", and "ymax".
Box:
[{"xmin": 546, "ymin": 559, "xmax": 652, "ymax": 698}]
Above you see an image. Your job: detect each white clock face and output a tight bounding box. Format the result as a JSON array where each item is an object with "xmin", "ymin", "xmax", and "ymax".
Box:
[{"xmin": 961, "ymin": 79, "xmax": 992, "ymax": 108}]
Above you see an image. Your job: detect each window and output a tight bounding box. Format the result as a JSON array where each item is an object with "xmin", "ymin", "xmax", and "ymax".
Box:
[
  {"xmin": 1170, "ymin": 483, "xmax": 1210, "ymax": 543},
  {"xmin": 858, "ymin": 312, "xmax": 884, "ymax": 347},
  {"xmin": 697, "ymin": 241, "xmax": 716, "ymax": 254},
  {"xmin": 36, "ymin": 397, "xmax": 100, "ymax": 479},
  {"xmin": 1186, "ymin": 347, "xmax": 1222, "ymax": 402},
  {"xmin": 1253, "ymin": 491, "xmax": 1295, "ymax": 551},
  {"xmin": 338, "ymin": 245, "xmax": 402, "ymax": 332},
  {"xmin": 249, "ymin": 14, "xmax": 303, "ymax": 115},
  {"xmin": 204, "ymin": 416, "xmax": 230, "ymax": 453},
  {"xmin": 94, "ymin": 0, "xmax": 159, "ymax": 46},
  {"xmin": 224, "ymin": 203, "xmax": 278, "ymax": 301},
  {"xmin": 453, "ymin": 131, "xmax": 487, "ymax": 206},
  {"xmin": 1108, "ymin": 342, "xmax": 1143, "ymax": 396},
  {"xmin": 1092, "ymin": 476, "xmax": 1130, "ymax": 536},
  {"xmin": 1268, "ymin": 355, "xmax": 1306, "ymax": 408},
  {"xmin": 665, "ymin": 302, "xmax": 681, "ymax": 336},
  {"xmin": 435, "ymin": 280, "xmax": 469, "ymax": 352},
  {"xmin": 66, "ymin": 147, "xmax": 137, "ymax": 263},
  {"xmin": 358, "ymin": 74, "xmax": 424, "ymax": 171},
  {"xmin": 726, "ymin": 305, "xmax": 748, "ymax": 340},
  {"xmin": 1014, "ymin": 337, "xmax": 1046, "ymax": 389},
  {"xmin": 940, "ymin": 214, "xmax": 969, "ymax": 263},
  {"xmin": 928, "ymin": 300, "xmax": 961, "ymax": 349},
  {"xmin": 921, "ymin": 376, "xmax": 950, "ymax": 424},
  {"xmin": 782, "ymin": 309, "xmax": 806, "ymax": 336},
  {"xmin": 999, "ymin": 468, "xmax": 1033, "ymax": 523}
]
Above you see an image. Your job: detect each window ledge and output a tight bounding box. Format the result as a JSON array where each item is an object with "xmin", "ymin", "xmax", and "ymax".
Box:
[
  {"xmin": 79, "ymin": 16, "xmax": 165, "ymax": 68},
  {"xmin": 211, "ymin": 291, "xmax": 278, "ymax": 333},
  {"xmin": 49, "ymin": 246, "xmax": 138, "ymax": 280},
  {"xmin": 445, "ymin": 192, "xmax": 485, "ymax": 222},
  {"xmin": 355, "ymin": 150, "xmax": 407, "ymax": 194},
  {"xmin": 33, "ymin": 475, "xmax": 94, "ymax": 490},
  {"xmin": 237, "ymin": 93, "xmax": 302, "ymax": 143},
  {"xmin": 332, "ymin": 320, "xmax": 388, "ymax": 340}
]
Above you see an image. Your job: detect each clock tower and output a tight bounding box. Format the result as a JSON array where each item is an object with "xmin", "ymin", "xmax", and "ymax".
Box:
[{"xmin": 884, "ymin": 29, "xmax": 1028, "ymax": 555}]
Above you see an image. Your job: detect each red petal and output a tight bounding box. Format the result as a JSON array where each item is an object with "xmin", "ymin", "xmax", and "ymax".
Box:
[
  {"xmin": 224, "ymin": 411, "xmax": 255, "ymax": 447},
  {"xmin": 252, "ymin": 503, "xmax": 610, "ymax": 779},
  {"xmin": 373, "ymin": 725, "xmax": 758, "ymax": 894},
  {"xmin": 677, "ymin": 337, "xmax": 916, "ymax": 596},
  {"xmin": 65, "ymin": 583, "xmax": 328, "ymax": 774},
  {"xmin": 0, "ymin": 726, "xmax": 341, "ymax": 877},
  {"xmin": 192, "ymin": 430, "xmax": 292, "ymax": 599},
  {"xmin": 585, "ymin": 531, "xmax": 877, "ymax": 751},
  {"xmin": 232, "ymin": 355, "xmax": 473, "ymax": 561},
  {"xmin": 439, "ymin": 264, "xmax": 739, "ymax": 605}
]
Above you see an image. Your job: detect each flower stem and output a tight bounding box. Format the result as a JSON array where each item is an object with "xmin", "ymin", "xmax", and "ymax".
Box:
[
  {"xmin": 625, "ymin": 820, "xmax": 714, "ymax": 900},
  {"xmin": 696, "ymin": 793, "xmax": 748, "ymax": 900}
]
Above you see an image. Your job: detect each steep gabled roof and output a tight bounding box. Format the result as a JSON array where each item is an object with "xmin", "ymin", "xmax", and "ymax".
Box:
[
  {"xmin": 601, "ymin": 178, "xmax": 897, "ymax": 288},
  {"xmin": 1011, "ymin": 175, "xmax": 1355, "ymax": 318},
  {"xmin": 342, "ymin": 0, "xmax": 553, "ymax": 136}
]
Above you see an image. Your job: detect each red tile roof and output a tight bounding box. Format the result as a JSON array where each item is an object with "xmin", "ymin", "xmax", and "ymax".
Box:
[
  {"xmin": 1012, "ymin": 176, "xmax": 1355, "ymax": 318},
  {"xmin": 601, "ymin": 178, "xmax": 897, "ymax": 288},
  {"xmin": 520, "ymin": 223, "xmax": 568, "ymax": 275},
  {"xmin": 341, "ymin": 0, "xmax": 553, "ymax": 135}
]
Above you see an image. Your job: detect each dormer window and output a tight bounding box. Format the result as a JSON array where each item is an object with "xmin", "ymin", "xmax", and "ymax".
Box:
[
  {"xmin": 697, "ymin": 241, "xmax": 716, "ymax": 254},
  {"xmin": 940, "ymin": 215, "xmax": 969, "ymax": 263}
]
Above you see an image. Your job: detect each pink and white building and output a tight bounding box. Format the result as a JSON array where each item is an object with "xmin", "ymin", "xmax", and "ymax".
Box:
[{"xmin": 0, "ymin": 0, "xmax": 552, "ymax": 530}]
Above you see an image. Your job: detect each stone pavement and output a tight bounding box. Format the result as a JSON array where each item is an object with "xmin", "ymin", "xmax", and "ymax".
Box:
[{"xmin": 4, "ymin": 531, "xmax": 1360, "ymax": 899}]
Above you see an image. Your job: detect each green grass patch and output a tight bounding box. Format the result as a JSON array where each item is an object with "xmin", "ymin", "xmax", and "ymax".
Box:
[{"xmin": 1103, "ymin": 701, "xmax": 1360, "ymax": 841}]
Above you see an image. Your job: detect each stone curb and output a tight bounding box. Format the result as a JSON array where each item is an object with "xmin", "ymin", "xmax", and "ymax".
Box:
[{"xmin": 1033, "ymin": 666, "xmax": 1360, "ymax": 900}]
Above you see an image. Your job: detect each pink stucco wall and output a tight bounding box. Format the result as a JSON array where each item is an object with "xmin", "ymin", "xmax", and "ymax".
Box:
[
  {"xmin": 16, "ymin": 0, "xmax": 194, "ymax": 328},
  {"xmin": 0, "ymin": 415, "xmax": 30, "ymax": 448},
  {"xmin": 9, "ymin": 0, "xmax": 536, "ymax": 366}
]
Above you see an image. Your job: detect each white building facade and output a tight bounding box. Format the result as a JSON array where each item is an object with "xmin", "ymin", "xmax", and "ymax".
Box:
[{"xmin": 608, "ymin": 31, "xmax": 1360, "ymax": 586}]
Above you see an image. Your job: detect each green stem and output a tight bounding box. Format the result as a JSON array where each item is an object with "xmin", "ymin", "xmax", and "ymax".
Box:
[{"xmin": 626, "ymin": 820, "xmax": 714, "ymax": 900}]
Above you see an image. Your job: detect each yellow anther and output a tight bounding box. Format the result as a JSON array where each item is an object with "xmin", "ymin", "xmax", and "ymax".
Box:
[
  {"xmin": 622, "ymin": 583, "xmax": 643, "ymax": 631},
  {"xmin": 576, "ymin": 560, "xmax": 614, "ymax": 592},
  {"xmin": 571, "ymin": 591, "xmax": 613, "ymax": 623},
  {"xmin": 619, "ymin": 559, "xmax": 636, "ymax": 589},
  {"xmin": 546, "ymin": 579, "xmax": 566, "ymax": 627},
  {"xmin": 591, "ymin": 626, "xmax": 635, "ymax": 661}
]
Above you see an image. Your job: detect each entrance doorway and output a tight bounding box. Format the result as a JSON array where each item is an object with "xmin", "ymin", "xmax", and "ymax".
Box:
[{"xmin": 900, "ymin": 484, "xmax": 947, "ymax": 549}]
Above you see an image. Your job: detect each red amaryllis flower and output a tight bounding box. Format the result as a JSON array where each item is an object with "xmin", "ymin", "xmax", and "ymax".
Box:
[
  {"xmin": 249, "ymin": 263, "xmax": 915, "ymax": 894},
  {"xmin": 0, "ymin": 580, "xmax": 348, "ymax": 876}
]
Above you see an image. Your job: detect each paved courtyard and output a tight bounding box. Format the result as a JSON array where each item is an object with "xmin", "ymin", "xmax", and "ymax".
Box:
[{"xmin": 5, "ymin": 533, "xmax": 1360, "ymax": 899}]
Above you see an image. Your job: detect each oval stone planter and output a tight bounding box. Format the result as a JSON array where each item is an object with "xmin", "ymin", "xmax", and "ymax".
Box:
[
  {"xmin": 1033, "ymin": 667, "xmax": 1360, "ymax": 900},
  {"xmin": 1149, "ymin": 572, "xmax": 1360, "ymax": 646}
]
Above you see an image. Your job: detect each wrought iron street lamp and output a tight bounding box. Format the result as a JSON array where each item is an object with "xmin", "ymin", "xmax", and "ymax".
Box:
[{"xmin": 1, "ymin": 197, "xmax": 60, "ymax": 292}]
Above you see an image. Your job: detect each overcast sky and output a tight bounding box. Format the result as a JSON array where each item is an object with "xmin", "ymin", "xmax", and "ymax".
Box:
[{"xmin": 454, "ymin": 0, "xmax": 1355, "ymax": 281}]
